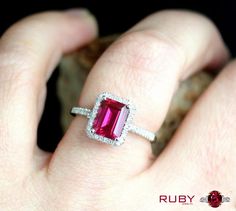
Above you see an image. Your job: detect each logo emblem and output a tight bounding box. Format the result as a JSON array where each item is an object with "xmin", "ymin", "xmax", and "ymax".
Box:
[{"xmin": 200, "ymin": 190, "xmax": 230, "ymax": 208}]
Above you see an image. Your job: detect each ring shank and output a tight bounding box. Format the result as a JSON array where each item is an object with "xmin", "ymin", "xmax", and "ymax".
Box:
[
  {"xmin": 129, "ymin": 124, "xmax": 155, "ymax": 142},
  {"xmin": 70, "ymin": 107, "xmax": 156, "ymax": 142},
  {"xmin": 70, "ymin": 107, "xmax": 91, "ymax": 118}
]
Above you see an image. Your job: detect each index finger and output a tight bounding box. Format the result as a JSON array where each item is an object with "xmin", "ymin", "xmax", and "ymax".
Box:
[{"xmin": 0, "ymin": 9, "xmax": 97, "ymax": 176}]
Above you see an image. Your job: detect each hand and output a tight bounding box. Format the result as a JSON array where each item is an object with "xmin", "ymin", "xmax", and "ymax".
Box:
[{"xmin": 0, "ymin": 8, "xmax": 234, "ymax": 210}]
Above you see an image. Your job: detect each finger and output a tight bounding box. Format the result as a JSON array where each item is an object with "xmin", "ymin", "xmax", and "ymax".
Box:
[
  {"xmin": 154, "ymin": 60, "xmax": 236, "ymax": 199},
  {"xmin": 0, "ymin": 9, "xmax": 97, "ymax": 176},
  {"xmin": 49, "ymin": 10, "xmax": 229, "ymax": 184}
]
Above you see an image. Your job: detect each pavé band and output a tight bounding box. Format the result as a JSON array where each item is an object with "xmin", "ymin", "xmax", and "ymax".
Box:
[{"xmin": 70, "ymin": 92, "xmax": 156, "ymax": 146}]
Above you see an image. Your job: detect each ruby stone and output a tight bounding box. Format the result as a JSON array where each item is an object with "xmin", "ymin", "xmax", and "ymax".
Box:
[
  {"xmin": 92, "ymin": 98, "xmax": 129, "ymax": 140},
  {"xmin": 208, "ymin": 191, "xmax": 222, "ymax": 208}
]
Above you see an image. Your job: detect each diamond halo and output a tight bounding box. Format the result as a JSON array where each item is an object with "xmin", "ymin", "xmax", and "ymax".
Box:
[
  {"xmin": 86, "ymin": 92, "xmax": 135, "ymax": 146},
  {"xmin": 70, "ymin": 92, "xmax": 155, "ymax": 146}
]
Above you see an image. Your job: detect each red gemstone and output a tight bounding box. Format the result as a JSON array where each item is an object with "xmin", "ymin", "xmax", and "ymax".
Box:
[
  {"xmin": 208, "ymin": 191, "xmax": 222, "ymax": 208},
  {"xmin": 93, "ymin": 98, "xmax": 129, "ymax": 140}
]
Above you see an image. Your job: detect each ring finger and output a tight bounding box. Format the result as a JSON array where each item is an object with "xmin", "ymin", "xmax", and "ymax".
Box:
[{"xmin": 49, "ymin": 10, "xmax": 229, "ymax": 184}]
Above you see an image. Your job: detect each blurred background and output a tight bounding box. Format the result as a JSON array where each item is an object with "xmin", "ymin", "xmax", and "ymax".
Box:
[{"xmin": 0, "ymin": 0, "xmax": 235, "ymax": 151}]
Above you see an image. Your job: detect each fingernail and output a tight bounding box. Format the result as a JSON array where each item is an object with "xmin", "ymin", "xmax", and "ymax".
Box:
[
  {"xmin": 65, "ymin": 8, "xmax": 98, "ymax": 37},
  {"xmin": 65, "ymin": 8, "xmax": 93, "ymax": 18}
]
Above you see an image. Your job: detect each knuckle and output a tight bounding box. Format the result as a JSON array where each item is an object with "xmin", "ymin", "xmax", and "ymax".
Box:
[
  {"xmin": 0, "ymin": 31, "xmax": 47, "ymax": 90},
  {"xmin": 0, "ymin": 13, "xmax": 62, "ymax": 91},
  {"xmin": 99, "ymin": 30, "xmax": 185, "ymax": 93},
  {"xmin": 103, "ymin": 30, "xmax": 185, "ymax": 82},
  {"xmin": 0, "ymin": 47, "xmax": 36, "ymax": 72},
  {"xmin": 0, "ymin": 51, "xmax": 38, "ymax": 91},
  {"xmin": 108, "ymin": 30, "xmax": 185, "ymax": 73}
]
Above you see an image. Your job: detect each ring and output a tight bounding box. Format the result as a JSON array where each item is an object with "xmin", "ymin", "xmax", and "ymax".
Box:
[
  {"xmin": 200, "ymin": 195, "xmax": 230, "ymax": 203},
  {"xmin": 200, "ymin": 190, "xmax": 230, "ymax": 208},
  {"xmin": 70, "ymin": 92, "xmax": 156, "ymax": 146}
]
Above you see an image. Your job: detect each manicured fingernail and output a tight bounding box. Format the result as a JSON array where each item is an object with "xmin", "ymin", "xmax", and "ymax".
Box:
[{"xmin": 65, "ymin": 8, "xmax": 93, "ymax": 18}]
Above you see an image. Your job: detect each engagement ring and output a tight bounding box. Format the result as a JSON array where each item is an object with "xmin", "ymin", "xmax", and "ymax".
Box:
[{"xmin": 70, "ymin": 92, "xmax": 156, "ymax": 146}]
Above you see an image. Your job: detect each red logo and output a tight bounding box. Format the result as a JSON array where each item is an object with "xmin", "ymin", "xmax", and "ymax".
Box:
[{"xmin": 200, "ymin": 190, "xmax": 230, "ymax": 208}]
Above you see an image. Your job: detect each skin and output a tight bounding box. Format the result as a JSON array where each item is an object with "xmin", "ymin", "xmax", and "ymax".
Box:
[{"xmin": 0, "ymin": 8, "xmax": 235, "ymax": 211}]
